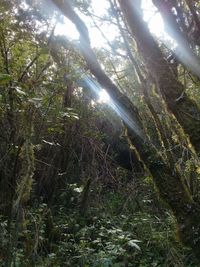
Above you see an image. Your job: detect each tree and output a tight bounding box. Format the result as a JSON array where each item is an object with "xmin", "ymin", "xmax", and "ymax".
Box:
[
  {"xmin": 118, "ymin": 0, "xmax": 200, "ymax": 153},
  {"xmin": 51, "ymin": 0, "xmax": 200, "ymax": 258},
  {"xmin": 1, "ymin": 0, "xmax": 200, "ymax": 264}
]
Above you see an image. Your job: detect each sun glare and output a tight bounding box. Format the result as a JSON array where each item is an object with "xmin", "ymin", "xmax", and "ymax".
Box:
[
  {"xmin": 54, "ymin": 0, "xmax": 166, "ymax": 48},
  {"xmin": 55, "ymin": 17, "xmax": 79, "ymax": 40},
  {"xmin": 98, "ymin": 89, "xmax": 110, "ymax": 103},
  {"xmin": 142, "ymin": 0, "xmax": 164, "ymax": 37},
  {"xmin": 91, "ymin": 0, "xmax": 109, "ymax": 16}
]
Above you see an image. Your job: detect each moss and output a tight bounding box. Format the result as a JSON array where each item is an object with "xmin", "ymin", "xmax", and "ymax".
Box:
[{"xmin": 125, "ymin": 124, "xmax": 200, "ymax": 261}]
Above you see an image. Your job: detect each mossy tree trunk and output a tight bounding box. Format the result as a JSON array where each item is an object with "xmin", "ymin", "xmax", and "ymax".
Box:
[
  {"xmin": 52, "ymin": 0, "xmax": 200, "ymax": 259},
  {"xmin": 118, "ymin": 0, "xmax": 200, "ymax": 153}
]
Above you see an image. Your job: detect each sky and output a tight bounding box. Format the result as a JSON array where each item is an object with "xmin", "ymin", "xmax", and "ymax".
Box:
[
  {"xmin": 52, "ymin": 0, "xmax": 200, "ymax": 130},
  {"xmin": 53, "ymin": 0, "xmax": 168, "ymax": 103},
  {"xmin": 54, "ymin": 0, "xmax": 165, "ymax": 48}
]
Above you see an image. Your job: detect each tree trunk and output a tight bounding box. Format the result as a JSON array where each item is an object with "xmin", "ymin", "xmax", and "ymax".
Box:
[
  {"xmin": 118, "ymin": 0, "xmax": 200, "ymax": 154},
  {"xmin": 52, "ymin": 0, "xmax": 200, "ymax": 259}
]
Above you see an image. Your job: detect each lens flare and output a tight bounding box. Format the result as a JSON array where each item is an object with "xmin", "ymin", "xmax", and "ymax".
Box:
[{"xmin": 81, "ymin": 76, "xmax": 144, "ymax": 139}]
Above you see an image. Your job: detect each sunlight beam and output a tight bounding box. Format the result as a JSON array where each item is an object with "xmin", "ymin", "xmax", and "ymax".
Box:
[
  {"xmin": 55, "ymin": 17, "xmax": 79, "ymax": 40},
  {"xmin": 142, "ymin": 0, "xmax": 200, "ymax": 78},
  {"xmin": 98, "ymin": 89, "xmax": 110, "ymax": 103},
  {"xmin": 81, "ymin": 76, "xmax": 144, "ymax": 139}
]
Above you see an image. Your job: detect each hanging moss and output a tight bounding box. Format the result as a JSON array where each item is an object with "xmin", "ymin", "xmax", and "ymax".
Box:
[{"xmin": 14, "ymin": 139, "xmax": 35, "ymax": 209}]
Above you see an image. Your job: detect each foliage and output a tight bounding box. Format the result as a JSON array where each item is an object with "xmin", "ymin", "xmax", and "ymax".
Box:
[
  {"xmin": 0, "ymin": 198, "xmax": 198, "ymax": 267},
  {"xmin": 0, "ymin": 0, "xmax": 200, "ymax": 266}
]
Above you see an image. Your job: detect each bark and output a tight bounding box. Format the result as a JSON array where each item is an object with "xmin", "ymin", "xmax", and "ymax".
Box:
[
  {"xmin": 52, "ymin": 0, "xmax": 200, "ymax": 259},
  {"xmin": 152, "ymin": 0, "xmax": 200, "ymax": 76},
  {"xmin": 185, "ymin": 0, "xmax": 200, "ymax": 35},
  {"xmin": 118, "ymin": 0, "xmax": 200, "ymax": 154},
  {"xmin": 51, "ymin": 0, "xmax": 145, "ymax": 140}
]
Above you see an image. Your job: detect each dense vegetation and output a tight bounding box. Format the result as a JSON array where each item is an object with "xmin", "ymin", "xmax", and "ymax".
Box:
[{"xmin": 0, "ymin": 0, "xmax": 200, "ymax": 266}]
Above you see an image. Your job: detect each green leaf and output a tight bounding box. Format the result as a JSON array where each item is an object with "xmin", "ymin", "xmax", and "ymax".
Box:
[{"xmin": 0, "ymin": 73, "xmax": 12, "ymax": 84}]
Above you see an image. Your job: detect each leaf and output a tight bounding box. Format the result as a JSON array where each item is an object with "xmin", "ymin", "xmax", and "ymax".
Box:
[
  {"xmin": 127, "ymin": 240, "xmax": 141, "ymax": 251},
  {"xmin": 28, "ymin": 97, "xmax": 43, "ymax": 103},
  {"xmin": 28, "ymin": 97, "xmax": 43, "ymax": 108},
  {"xmin": 15, "ymin": 87, "xmax": 26, "ymax": 95},
  {"xmin": 42, "ymin": 139, "xmax": 61, "ymax": 146},
  {"xmin": 60, "ymin": 111, "xmax": 79, "ymax": 120},
  {"xmin": 196, "ymin": 167, "xmax": 200, "ymax": 175},
  {"xmin": 73, "ymin": 186, "xmax": 83, "ymax": 193},
  {"xmin": 0, "ymin": 74, "xmax": 12, "ymax": 84},
  {"xmin": 60, "ymin": 112, "xmax": 70, "ymax": 117}
]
